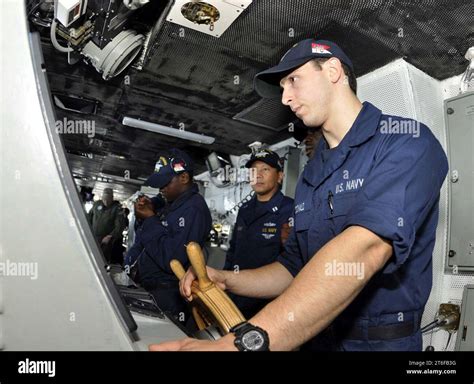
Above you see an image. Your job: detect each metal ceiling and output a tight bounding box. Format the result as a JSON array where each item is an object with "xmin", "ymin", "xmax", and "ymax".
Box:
[{"xmin": 32, "ymin": 0, "xmax": 473, "ymax": 200}]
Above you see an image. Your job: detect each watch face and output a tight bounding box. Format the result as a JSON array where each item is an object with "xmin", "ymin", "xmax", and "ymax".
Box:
[{"xmin": 242, "ymin": 330, "xmax": 265, "ymax": 351}]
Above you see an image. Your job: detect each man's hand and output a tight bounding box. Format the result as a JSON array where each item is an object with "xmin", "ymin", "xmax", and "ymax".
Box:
[
  {"xmin": 134, "ymin": 196, "xmax": 155, "ymax": 220},
  {"xmin": 149, "ymin": 336, "xmax": 236, "ymax": 351},
  {"xmin": 101, "ymin": 234, "xmax": 113, "ymax": 245},
  {"xmin": 179, "ymin": 266, "xmax": 227, "ymax": 301}
]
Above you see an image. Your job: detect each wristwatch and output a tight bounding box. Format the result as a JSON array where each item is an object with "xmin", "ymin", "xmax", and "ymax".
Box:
[{"xmin": 230, "ymin": 322, "xmax": 270, "ymax": 351}]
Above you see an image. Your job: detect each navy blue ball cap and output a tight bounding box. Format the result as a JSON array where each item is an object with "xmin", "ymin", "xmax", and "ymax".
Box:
[
  {"xmin": 245, "ymin": 149, "xmax": 283, "ymax": 171},
  {"xmin": 145, "ymin": 148, "xmax": 194, "ymax": 189},
  {"xmin": 254, "ymin": 39, "xmax": 354, "ymax": 98}
]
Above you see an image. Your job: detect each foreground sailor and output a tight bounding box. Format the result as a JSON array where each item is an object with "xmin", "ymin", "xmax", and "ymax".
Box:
[{"xmin": 150, "ymin": 39, "xmax": 448, "ymax": 351}]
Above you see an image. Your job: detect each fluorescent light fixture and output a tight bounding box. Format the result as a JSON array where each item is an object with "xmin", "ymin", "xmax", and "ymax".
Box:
[{"xmin": 122, "ymin": 116, "xmax": 215, "ymax": 144}]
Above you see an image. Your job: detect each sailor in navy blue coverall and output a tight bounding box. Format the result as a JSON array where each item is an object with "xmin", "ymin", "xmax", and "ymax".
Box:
[
  {"xmin": 127, "ymin": 149, "xmax": 211, "ymax": 323},
  {"xmin": 278, "ymin": 100, "xmax": 448, "ymax": 351},
  {"xmin": 150, "ymin": 39, "xmax": 449, "ymax": 352},
  {"xmin": 224, "ymin": 149, "xmax": 293, "ymax": 318}
]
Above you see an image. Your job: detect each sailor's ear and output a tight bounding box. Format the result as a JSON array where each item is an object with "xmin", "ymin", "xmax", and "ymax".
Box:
[{"xmin": 179, "ymin": 172, "xmax": 191, "ymax": 184}]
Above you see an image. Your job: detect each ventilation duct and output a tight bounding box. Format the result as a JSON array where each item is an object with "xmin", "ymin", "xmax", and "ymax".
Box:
[{"xmin": 233, "ymin": 98, "xmax": 295, "ymax": 131}]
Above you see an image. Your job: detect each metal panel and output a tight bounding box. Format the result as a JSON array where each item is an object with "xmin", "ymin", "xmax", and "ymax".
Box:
[
  {"xmin": 455, "ymin": 285, "xmax": 474, "ymax": 351},
  {"xmin": 281, "ymin": 147, "xmax": 300, "ymax": 200},
  {"xmin": 0, "ymin": 0, "xmax": 185, "ymax": 350},
  {"xmin": 445, "ymin": 92, "xmax": 474, "ymax": 271},
  {"xmin": 166, "ymin": 0, "xmax": 253, "ymax": 38}
]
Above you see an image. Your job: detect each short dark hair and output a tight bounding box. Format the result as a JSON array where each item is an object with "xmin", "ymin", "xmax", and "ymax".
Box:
[{"xmin": 311, "ymin": 58, "xmax": 357, "ymax": 94}]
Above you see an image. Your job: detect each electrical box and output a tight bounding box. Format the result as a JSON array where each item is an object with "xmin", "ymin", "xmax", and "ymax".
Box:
[
  {"xmin": 445, "ymin": 92, "xmax": 474, "ymax": 272},
  {"xmin": 56, "ymin": 0, "xmax": 87, "ymax": 27},
  {"xmin": 166, "ymin": 0, "xmax": 253, "ymax": 38},
  {"xmin": 455, "ymin": 285, "xmax": 474, "ymax": 351}
]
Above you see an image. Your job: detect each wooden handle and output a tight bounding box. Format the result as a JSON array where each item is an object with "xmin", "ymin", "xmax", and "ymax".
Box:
[
  {"xmin": 170, "ymin": 259, "xmax": 186, "ymax": 280},
  {"xmin": 186, "ymin": 242, "xmax": 212, "ymax": 291}
]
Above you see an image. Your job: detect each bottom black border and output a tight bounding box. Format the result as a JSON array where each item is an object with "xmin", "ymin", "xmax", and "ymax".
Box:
[{"xmin": 1, "ymin": 352, "xmax": 473, "ymax": 382}]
